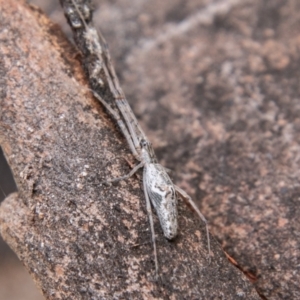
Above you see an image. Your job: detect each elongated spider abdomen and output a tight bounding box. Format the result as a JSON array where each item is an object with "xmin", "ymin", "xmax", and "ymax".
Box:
[{"xmin": 144, "ymin": 163, "xmax": 178, "ymax": 240}]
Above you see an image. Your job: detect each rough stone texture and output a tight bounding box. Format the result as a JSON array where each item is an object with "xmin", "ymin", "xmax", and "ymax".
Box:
[
  {"xmin": 0, "ymin": 1, "xmax": 261, "ymax": 299},
  {"xmin": 76, "ymin": 0, "xmax": 299, "ymax": 299},
  {"xmin": 83, "ymin": 0, "xmax": 299, "ymax": 299}
]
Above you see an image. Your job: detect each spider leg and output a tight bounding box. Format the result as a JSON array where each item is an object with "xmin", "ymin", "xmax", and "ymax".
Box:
[
  {"xmin": 102, "ymin": 161, "xmax": 144, "ymax": 184},
  {"xmin": 174, "ymin": 185, "xmax": 211, "ymax": 263},
  {"xmin": 143, "ymin": 167, "xmax": 159, "ymax": 280},
  {"xmin": 116, "ymin": 98, "xmax": 148, "ymax": 145},
  {"xmin": 92, "ymin": 91, "xmax": 140, "ymax": 161},
  {"xmin": 115, "ymin": 99, "xmax": 141, "ymax": 149}
]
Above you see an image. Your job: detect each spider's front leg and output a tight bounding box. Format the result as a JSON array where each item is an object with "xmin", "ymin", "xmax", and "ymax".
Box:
[{"xmin": 101, "ymin": 161, "xmax": 144, "ymax": 185}]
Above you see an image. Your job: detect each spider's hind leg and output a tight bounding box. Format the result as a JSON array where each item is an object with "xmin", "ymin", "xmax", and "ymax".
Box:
[{"xmin": 175, "ymin": 185, "xmax": 211, "ymax": 263}]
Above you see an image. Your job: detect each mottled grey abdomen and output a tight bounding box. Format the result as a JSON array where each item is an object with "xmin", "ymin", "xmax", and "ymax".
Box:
[{"xmin": 144, "ymin": 163, "xmax": 178, "ymax": 240}]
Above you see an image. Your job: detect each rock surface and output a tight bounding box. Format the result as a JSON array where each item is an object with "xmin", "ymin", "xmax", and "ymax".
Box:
[
  {"xmin": 90, "ymin": 0, "xmax": 300, "ymax": 298},
  {"xmin": 0, "ymin": 0, "xmax": 262, "ymax": 299}
]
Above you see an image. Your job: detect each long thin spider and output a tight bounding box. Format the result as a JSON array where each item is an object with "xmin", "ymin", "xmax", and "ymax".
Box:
[{"xmin": 67, "ymin": 0, "xmax": 211, "ymax": 279}]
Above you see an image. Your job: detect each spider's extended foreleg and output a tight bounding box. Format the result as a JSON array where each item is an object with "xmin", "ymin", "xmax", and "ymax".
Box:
[
  {"xmin": 92, "ymin": 91, "xmax": 140, "ymax": 160},
  {"xmin": 143, "ymin": 167, "xmax": 159, "ymax": 279},
  {"xmin": 175, "ymin": 185, "xmax": 211, "ymax": 263}
]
